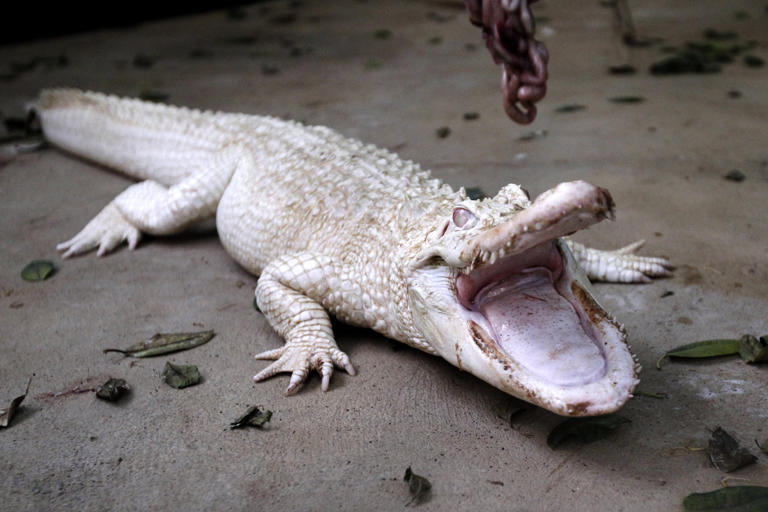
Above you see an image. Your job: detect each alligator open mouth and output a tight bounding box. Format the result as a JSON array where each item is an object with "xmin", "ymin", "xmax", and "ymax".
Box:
[
  {"xmin": 450, "ymin": 181, "xmax": 623, "ymax": 395},
  {"xmin": 410, "ymin": 181, "xmax": 638, "ymax": 415},
  {"xmin": 456, "ymin": 240, "xmax": 608, "ymax": 387}
]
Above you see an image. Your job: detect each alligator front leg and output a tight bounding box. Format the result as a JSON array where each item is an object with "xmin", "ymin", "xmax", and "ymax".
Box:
[
  {"xmin": 565, "ymin": 239, "xmax": 673, "ymax": 283},
  {"xmin": 254, "ymin": 253, "xmax": 357, "ymax": 395}
]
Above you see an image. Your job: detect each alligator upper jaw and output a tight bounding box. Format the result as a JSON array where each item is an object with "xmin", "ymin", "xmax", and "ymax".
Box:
[{"xmin": 460, "ymin": 180, "xmax": 614, "ymax": 271}]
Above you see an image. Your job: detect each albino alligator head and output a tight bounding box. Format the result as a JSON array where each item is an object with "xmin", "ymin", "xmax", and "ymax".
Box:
[{"xmin": 406, "ymin": 181, "xmax": 639, "ymax": 416}]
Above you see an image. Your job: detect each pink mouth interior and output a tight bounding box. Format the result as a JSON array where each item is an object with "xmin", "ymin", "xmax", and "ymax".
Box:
[{"xmin": 456, "ymin": 242, "xmax": 606, "ymax": 386}]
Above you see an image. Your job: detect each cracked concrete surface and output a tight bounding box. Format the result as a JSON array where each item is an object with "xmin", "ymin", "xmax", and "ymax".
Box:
[{"xmin": 1, "ymin": 1, "xmax": 766, "ymax": 510}]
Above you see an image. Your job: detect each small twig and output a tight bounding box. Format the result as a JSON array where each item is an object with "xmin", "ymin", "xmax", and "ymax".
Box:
[{"xmin": 669, "ymin": 445, "xmax": 707, "ymax": 456}]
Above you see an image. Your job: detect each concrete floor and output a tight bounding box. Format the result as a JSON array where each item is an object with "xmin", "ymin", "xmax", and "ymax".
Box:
[{"xmin": 1, "ymin": 1, "xmax": 767, "ymax": 510}]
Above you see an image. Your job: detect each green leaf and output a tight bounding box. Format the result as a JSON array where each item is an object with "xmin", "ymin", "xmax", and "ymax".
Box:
[
  {"xmin": 103, "ymin": 330, "xmax": 214, "ymax": 357},
  {"xmin": 547, "ymin": 415, "xmax": 630, "ymax": 449},
  {"xmin": 656, "ymin": 339, "xmax": 741, "ymax": 369},
  {"xmin": 230, "ymin": 406, "xmax": 273, "ymax": 429},
  {"xmin": 403, "ymin": 466, "xmax": 432, "ymax": 505},
  {"xmin": 738, "ymin": 334, "xmax": 768, "ymax": 363},
  {"xmin": 95, "ymin": 378, "xmax": 130, "ymax": 401},
  {"xmin": 162, "ymin": 362, "xmax": 201, "ymax": 389},
  {"xmin": 683, "ymin": 486, "xmax": 768, "ymax": 511},
  {"xmin": 0, "ymin": 377, "xmax": 31, "ymax": 428},
  {"xmin": 21, "ymin": 260, "xmax": 55, "ymax": 281},
  {"xmin": 708, "ymin": 427, "xmax": 757, "ymax": 472}
]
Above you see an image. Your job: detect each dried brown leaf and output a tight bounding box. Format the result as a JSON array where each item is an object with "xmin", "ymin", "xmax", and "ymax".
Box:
[
  {"xmin": 403, "ymin": 466, "xmax": 432, "ymax": 505},
  {"xmin": 708, "ymin": 427, "xmax": 757, "ymax": 472},
  {"xmin": 95, "ymin": 378, "xmax": 130, "ymax": 401},
  {"xmin": 230, "ymin": 405, "xmax": 272, "ymax": 429},
  {"xmin": 0, "ymin": 377, "xmax": 31, "ymax": 428}
]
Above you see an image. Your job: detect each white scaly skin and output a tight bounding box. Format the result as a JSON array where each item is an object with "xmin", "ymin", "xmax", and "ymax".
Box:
[{"xmin": 35, "ymin": 89, "xmax": 672, "ymax": 416}]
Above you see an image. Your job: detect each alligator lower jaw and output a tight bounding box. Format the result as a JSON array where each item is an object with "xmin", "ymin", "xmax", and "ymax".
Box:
[{"xmin": 455, "ymin": 240, "xmax": 638, "ymax": 414}]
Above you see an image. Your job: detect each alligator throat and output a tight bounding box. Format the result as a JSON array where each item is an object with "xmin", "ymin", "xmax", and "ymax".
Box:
[{"xmin": 457, "ymin": 242, "xmax": 606, "ymax": 387}]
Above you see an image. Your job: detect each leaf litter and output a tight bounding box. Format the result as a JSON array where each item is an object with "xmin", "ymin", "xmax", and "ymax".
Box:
[
  {"xmin": 738, "ymin": 335, "xmax": 768, "ymax": 363},
  {"xmin": 554, "ymin": 104, "xmax": 586, "ymax": 113},
  {"xmin": 103, "ymin": 330, "xmax": 214, "ymax": 357},
  {"xmin": 21, "ymin": 260, "xmax": 55, "ymax": 281},
  {"xmin": 657, "ymin": 334, "xmax": 768, "ymax": 368},
  {"xmin": 708, "ymin": 427, "xmax": 757, "ymax": 472},
  {"xmin": 649, "ymin": 29, "xmax": 760, "ymax": 75},
  {"xmin": 162, "ymin": 362, "xmax": 201, "ymax": 389},
  {"xmin": 634, "ymin": 390, "xmax": 668, "ymax": 399},
  {"xmin": 0, "ymin": 377, "xmax": 32, "ymax": 428},
  {"xmin": 609, "ymin": 96, "xmax": 645, "ymax": 104},
  {"xmin": 403, "ymin": 466, "xmax": 432, "ymax": 506},
  {"xmin": 683, "ymin": 486, "xmax": 768, "ymax": 511},
  {"xmin": 230, "ymin": 406, "xmax": 273, "ymax": 429},
  {"xmin": 656, "ymin": 339, "xmax": 740, "ymax": 368},
  {"xmin": 95, "ymin": 378, "xmax": 130, "ymax": 402},
  {"xmin": 547, "ymin": 415, "xmax": 630, "ymax": 449}
]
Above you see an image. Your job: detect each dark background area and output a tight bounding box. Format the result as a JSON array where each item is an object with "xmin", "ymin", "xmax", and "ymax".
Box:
[{"xmin": 0, "ymin": 2, "xmax": 256, "ymax": 45}]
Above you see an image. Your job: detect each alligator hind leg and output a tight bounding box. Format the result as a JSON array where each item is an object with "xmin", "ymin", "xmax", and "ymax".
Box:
[
  {"xmin": 254, "ymin": 253, "xmax": 357, "ymax": 395},
  {"xmin": 58, "ymin": 146, "xmax": 245, "ymax": 257},
  {"xmin": 565, "ymin": 239, "xmax": 673, "ymax": 283}
]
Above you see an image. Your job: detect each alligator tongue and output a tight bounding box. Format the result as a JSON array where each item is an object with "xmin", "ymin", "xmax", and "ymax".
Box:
[{"xmin": 474, "ymin": 267, "xmax": 606, "ymax": 386}]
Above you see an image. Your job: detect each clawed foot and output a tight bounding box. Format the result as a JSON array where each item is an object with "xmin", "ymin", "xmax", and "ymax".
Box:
[
  {"xmin": 57, "ymin": 203, "xmax": 141, "ymax": 258},
  {"xmin": 568, "ymin": 239, "xmax": 674, "ymax": 283},
  {"xmin": 253, "ymin": 343, "xmax": 356, "ymax": 395},
  {"xmin": 590, "ymin": 239, "xmax": 674, "ymax": 283}
]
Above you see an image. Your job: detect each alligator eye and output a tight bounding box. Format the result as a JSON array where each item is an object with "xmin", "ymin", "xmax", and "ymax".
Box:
[{"xmin": 452, "ymin": 207, "xmax": 475, "ymax": 228}]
